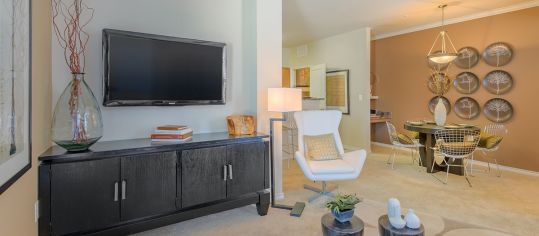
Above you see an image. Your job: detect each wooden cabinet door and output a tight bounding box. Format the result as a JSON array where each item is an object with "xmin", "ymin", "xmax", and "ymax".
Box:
[
  {"xmin": 226, "ymin": 142, "xmax": 266, "ymax": 198},
  {"xmin": 181, "ymin": 146, "xmax": 227, "ymax": 208},
  {"xmin": 50, "ymin": 158, "xmax": 120, "ymax": 235},
  {"xmin": 295, "ymin": 67, "xmax": 310, "ymax": 87},
  {"xmin": 121, "ymin": 152, "xmax": 177, "ymax": 221}
]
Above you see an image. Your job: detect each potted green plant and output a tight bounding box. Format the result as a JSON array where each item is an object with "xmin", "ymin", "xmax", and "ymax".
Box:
[{"xmin": 326, "ymin": 193, "xmax": 362, "ymax": 223}]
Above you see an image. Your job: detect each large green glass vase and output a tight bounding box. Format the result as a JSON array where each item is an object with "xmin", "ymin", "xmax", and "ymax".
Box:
[{"xmin": 52, "ymin": 73, "xmax": 103, "ymax": 152}]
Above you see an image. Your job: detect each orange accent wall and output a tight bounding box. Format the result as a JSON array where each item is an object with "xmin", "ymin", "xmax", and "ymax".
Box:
[
  {"xmin": 0, "ymin": 1, "xmax": 52, "ymax": 235},
  {"xmin": 372, "ymin": 7, "xmax": 539, "ymax": 172}
]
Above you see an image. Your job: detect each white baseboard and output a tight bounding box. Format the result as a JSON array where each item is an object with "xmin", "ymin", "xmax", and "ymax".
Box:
[
  {"xmin": 371, "ymin": 142, "xmax": 539, "ymax": 177},
  {"xmin": 468, "ymin": 159, "xmax": 539, "ymax": 177},
  {"xmin": 343, "ymin": 144, "xmax": 362, "ymax": 150},
  {"xmin": 275, "ymin": 192, "xmax": 285, "ymax": 200}
]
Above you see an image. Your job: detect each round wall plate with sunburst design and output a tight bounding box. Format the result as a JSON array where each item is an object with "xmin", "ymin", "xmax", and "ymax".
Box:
[
  {"xmin": 428, "ymin": 73, "xmax": 451, "ymax": 95},
  {"xmin": 428, "ymin": 96, "xmax": 451, "ymax": 115},
  {"xmin": 483, "ymin": 70, "xmax": 513, "ymax": 95},
  {"xmin": 454, "ymin": 97, "xmax": 480, "ymax": 119},
  {"xmin": 483, "ymin": 98, "xmax": 513, "ymax": 123},
  {"xmin": 482, "ymin": 42, "xmax": 513, "ymax": 67},
  {"xmin": 454, "ymin": 47, "xmax": 479, "ymax": 69},
  {"xmin": 454, "ymin": 72, "xmax": 479, "ymax": 94}
]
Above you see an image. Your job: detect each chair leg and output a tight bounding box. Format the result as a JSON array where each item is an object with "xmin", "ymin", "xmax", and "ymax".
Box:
[
  {"xmin": 304, "ymin": 182, "xmax": 337, "ymax": 202},
  {"xmin": 444, "ymin": 161, "xmax": 450, "ymax": 185},
  {"xmin": 391, "ymin": 149, "xmax": 396, "ymax": 169},
  {"xmin": 430, "ymin": 154, "xmax": 437, "ymax": 173},
  {"xmin": 386, "ymin": 146, "xmax": 393, "ymax": 164},
  {"xmin": 469, "ymin": 153, "xmax": 475, "ymax": 177},
  {"xmin": 410, "ymin": 148, "xmax": 415, "ymax": 164},
  {"xmin": 463, "ymin": 159, "xmax": 472, "ymax": 187},
  {"xmin": 493, "ymin": 158, "xmax": 502, "ymax": 177},
  {"xmin": 387, "ymin": 146, "xmax": 396, "ymax": 169},
  {"xmin": 417, "ymin": 147, "xmax": 423, "ymax": 168}
]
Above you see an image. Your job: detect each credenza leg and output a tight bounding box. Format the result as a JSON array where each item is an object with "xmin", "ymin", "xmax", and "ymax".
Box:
[{"xmin": 256, "ymin": 190, "xmax": 270, "ymax": 216}]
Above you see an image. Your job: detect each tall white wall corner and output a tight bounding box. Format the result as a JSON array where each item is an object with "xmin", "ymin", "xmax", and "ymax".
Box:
[{"xmin": 255, "ymin": 0, "xmax": 284, "ymax": 198}]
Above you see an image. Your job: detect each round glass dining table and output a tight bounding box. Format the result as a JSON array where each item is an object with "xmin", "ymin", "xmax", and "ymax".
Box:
[{"xmin": 404, "ymin": 123, "xmax": 481, "ymax": 176}]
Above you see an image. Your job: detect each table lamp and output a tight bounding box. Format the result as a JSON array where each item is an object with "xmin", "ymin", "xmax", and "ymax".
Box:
[{"xmin": 267, "ymin": 88, "xmax": 305, "ymax": 217}]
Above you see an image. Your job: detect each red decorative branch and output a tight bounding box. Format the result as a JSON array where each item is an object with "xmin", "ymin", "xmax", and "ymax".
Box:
[{"xmin": 52, "ymin": 0, "xmax": 94, "ymax": 74}]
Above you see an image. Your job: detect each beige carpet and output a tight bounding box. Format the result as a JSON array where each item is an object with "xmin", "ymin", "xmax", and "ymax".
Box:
[{"xmin": 135, "ymin": 146, "xmax": 539, "ymax": 236}]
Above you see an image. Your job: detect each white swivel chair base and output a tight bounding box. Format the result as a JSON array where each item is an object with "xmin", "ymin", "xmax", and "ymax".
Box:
[{"xmin": 304, "ymin": 181, "xmax": 337, "ymax": 202}]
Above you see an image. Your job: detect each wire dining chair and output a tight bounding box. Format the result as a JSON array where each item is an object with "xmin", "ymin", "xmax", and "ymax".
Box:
[
  {"xmin": 470, "ymin": 124, "xmax": 508, "ymax": 177},
  {"xmin": 385, "ymin": 121, "xmax": 423, "ymax": 169},
  {"xmin": 432, "ymin": 129, "xmax": 480, "ymax": 187},
  {"xmin": 282, "ymin": 112, "xmax": 298, "ymax": 168}
]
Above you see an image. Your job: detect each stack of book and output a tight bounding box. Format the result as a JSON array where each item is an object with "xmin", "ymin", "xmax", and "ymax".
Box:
[{"xmin": 151, "ymin": 125, "xmax": 193, "ymax": 142}]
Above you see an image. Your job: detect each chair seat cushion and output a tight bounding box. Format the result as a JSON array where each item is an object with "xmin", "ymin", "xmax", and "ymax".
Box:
[
  {"xmin": 397, "ymin": 133, "xmax": 414, "ymax": 144},
  {"xmin": 478, "ymin": 134, "xmax": 503, "ymax": 149},
  {"xmin": 308, "ymin": 158, "xmax": 355, "ymax": 174},
  {"xmin": 441, "ymin": 142, "xmax": 476, "ymax": 156}
]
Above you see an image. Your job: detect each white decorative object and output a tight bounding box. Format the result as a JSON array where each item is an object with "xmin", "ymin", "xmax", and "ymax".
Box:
[
  {"xmin": 434, "ymin": 98, "xmax": 447, "ymax": 126},
  {"xmin": 404, "ymin": 209, "xmax": 421, "ymax": 229},
  {"xmin": 387, "ymin": 198, "xmax": 406, "ymax": 229}
]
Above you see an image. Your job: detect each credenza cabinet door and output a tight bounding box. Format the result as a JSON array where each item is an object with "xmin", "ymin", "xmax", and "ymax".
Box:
[
  {"xmin": 226, "ymin": 142, "xmax": 266, "ymax": 198},
  {"xmin": 50, "ymin": 158, "xmax": 120, "ymax": 236},
  {"xmin": 121, "ymin": 152, "xmax": 177, "ymax": 221},
  {"xmin": 181, "ymin": 146, "xmax": 227, "ymax": 208}
]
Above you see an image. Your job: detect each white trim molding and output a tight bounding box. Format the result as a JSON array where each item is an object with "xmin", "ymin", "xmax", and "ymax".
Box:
[
  {"xmin": 374, "ymin": 0, "xmax": 539, "ymax": 40},
  {"xmin": 371, "ymin": 142, "xmax": 539, "ymax": 177}
]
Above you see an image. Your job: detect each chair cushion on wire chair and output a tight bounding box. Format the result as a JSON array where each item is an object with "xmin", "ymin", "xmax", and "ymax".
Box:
[
  {"xmin": 478, "ymin": 134, "xmax": 503, "ymax": 149},
  {"xmin": 304, "ymin": 133, "xmax": 342, "ymax": 161},
  {"xmin": 440, "ymin": 142, "xmax": 477, "ymax": 156},
  {"xmin": 397, "ymin": 133, "xmax": 414, "ymax": 145}
]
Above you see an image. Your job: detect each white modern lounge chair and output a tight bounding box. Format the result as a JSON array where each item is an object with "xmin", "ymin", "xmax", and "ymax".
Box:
[{"xmin": 294, "ymin": 110, "xmax": 367, "ymax": 202}]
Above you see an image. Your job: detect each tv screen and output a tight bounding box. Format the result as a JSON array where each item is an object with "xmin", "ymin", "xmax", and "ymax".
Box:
[{"xmin": 103, "ymin": 29, "xmax": 226, "ymax": 106}]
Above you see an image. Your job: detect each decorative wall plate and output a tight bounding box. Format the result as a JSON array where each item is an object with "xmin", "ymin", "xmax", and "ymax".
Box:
[
  {"xmin": 483, "ymin": 98, "xmax": 513, "ymax": 123},
  {"xmin": 428, "ymin": 96, "xmax": 450, "ymax": 114},
  {"xmin": 454, "ymin": 72, "xmax": 479, "ymax": 94},
  {"xmin": 454, "ymin": 47, "xmax": 479, "ymax": 69},
  {"xmin": 428, "ymin": 73, "xmax": 450, "ymax": 95},
  {"xmin": 482, "ymin": 42, "xmax": 513, "ymax": 67},
  {"xmin": 427, "ymin": 50, "xmax": 449, "ymax": 71},
  {"xmin": 483, "ymin": 70, "xmax": 513, "ymax": 95},
  {"xmin": 454, "ymin": 97, "xmax": 480, "ymax": 119}
]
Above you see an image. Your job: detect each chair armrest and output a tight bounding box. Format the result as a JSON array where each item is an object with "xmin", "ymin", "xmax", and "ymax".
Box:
[{"xmin": 294, "ymin": 151, "xmax": 315, "ymax": 181}]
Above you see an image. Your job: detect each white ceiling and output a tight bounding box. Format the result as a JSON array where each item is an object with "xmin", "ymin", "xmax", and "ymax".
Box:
[{"xmin": 283, "ymin": 0, "xmax": 538, "ymax": 47}]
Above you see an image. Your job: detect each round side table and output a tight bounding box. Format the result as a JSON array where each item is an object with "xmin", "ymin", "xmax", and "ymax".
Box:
[
  {"xmin": 321, "ymin": 213, "xmax": 364, "ymax": 236},
  {"xmin": 378, "ymin": 215, "xmax": 424, "ymax": 236}
]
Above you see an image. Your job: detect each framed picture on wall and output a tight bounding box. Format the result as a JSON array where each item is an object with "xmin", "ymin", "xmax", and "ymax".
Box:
[
  {"xmin": 0, "ymin": 0, "xmax": 31, "ymax": 194},
  {"xmin": 326, "ymin": 70, "xmax": 350, "ymax": 114}
]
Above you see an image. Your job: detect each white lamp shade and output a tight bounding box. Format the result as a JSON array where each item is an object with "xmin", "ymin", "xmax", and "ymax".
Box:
[{"xmin": 267, "ymin": 88, "xmax": 302, "ymax": 112}]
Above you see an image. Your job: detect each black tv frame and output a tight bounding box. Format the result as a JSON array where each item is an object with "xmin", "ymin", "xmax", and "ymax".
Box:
[{"xmin": 102, "ymin": 29, "xmax": 227, "ymax": 106}]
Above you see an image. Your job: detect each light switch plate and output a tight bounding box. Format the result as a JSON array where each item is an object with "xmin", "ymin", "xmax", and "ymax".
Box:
[{"xmin": 358, "ymin": 94, "xmax": 364, "ymax": 101}]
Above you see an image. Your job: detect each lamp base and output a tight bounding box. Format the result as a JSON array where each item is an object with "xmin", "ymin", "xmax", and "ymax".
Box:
[
  {"xmin": 269, "ymin": 116, "xmax": 305, "ymax": 217},
  {"xmin": 271, "ymin": 202, "xmax": 305, "ymax": 217}
]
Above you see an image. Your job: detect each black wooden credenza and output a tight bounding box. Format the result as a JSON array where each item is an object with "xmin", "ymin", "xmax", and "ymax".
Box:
[{"xmin": 38, "ymin": 132, "xmax": 270, "ymax": 236}]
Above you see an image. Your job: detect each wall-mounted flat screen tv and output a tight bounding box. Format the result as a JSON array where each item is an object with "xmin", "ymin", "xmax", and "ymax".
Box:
[{"xmin": 102, "ymin": 29, "xmax": 226, "ymax": 106}]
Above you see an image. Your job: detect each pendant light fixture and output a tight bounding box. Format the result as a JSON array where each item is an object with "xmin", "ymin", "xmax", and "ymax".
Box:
[{"xmin": 427, "ymin": 4, "xmax": 458, "ymax": 64}]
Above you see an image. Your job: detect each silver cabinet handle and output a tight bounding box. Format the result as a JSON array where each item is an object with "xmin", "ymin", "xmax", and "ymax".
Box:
[
  {"xmin": 223, "ymin": 165, "xmax": 228, "ymax": 181},
  {"xmin": 228, "ymin": 164, "xmax": 233, "ymax": 180},
  {"xmin": 121, "ymin": 180, "xmax": 126, "ymax": 200},
  {"xmin": 114, "ymin": 182, "xmax": 119, "ymax": 202}
]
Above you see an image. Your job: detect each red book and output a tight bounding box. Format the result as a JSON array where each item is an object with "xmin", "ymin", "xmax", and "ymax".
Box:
[
  {"xmin": 150, "ymin": 132, "xmax": 193, "ymax": 140},
  {"xmin": 156, "ymin": 125, "xmax": 188, "ymax": 131}
]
